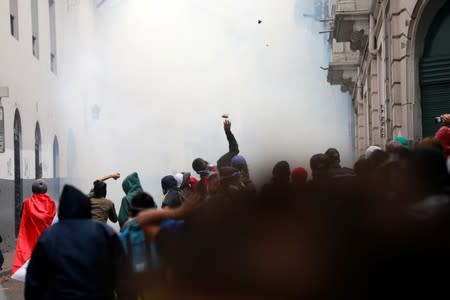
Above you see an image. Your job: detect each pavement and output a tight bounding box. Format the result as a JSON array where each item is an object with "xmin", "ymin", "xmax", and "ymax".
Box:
[{"xmin": 0, "ymin": 251, "xmax": 24, "ymax": 300}]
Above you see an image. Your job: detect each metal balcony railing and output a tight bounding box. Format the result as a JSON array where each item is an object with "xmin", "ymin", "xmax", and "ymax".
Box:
[{"xmin": 335, "ymin": 0, "xmax": 373, "ymax": 14}]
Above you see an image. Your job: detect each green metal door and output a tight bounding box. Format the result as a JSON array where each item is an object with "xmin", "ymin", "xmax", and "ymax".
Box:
[{"xmin": 420, "ymin": 0, "xmax": 450, "ymax": 138}]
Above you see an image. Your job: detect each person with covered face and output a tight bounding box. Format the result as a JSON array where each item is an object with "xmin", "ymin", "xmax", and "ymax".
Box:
[
  {"xmin": 25, "ymin": 185, "xmax": 122, "ymax": 300},
  {"xmin": 192, "ymin": 158, "xmax": 216, "ymax": 196},
  {"xmin": 192, "ymin": 119, "xmax": 239, "ymax": 196},
  {"xmin": 118, "ymin": 172, "xmax": 144, "ymax": 228},
  {"xmin": 231, "ymin": 155, "xmax": 256, "ymax": 192}
]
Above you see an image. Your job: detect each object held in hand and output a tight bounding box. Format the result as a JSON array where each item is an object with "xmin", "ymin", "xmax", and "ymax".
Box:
[
  {"xmin": 222, "ymin": 114, "xmax": 229, "ymax": 119},
  {"xmin": 434, "ymin": 117, "xmax": 444, "ymax": 124}
]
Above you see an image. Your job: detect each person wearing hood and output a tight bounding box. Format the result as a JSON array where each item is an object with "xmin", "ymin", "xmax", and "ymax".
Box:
[
  {"xmin": 161, "ymin": 175, "xmax": 184, "ymax": 209},
  {"xmin": 118, "ymin": 192, "xmax": 158, "ymax": 299},
  {"xmin": 218, "ymin": 166, "xmax": 246, "ymax": 196},
  {"xmin": 11, "ymin": 179, "xmax": 56, "ymax": 281},
  {"xmin": 25, "ymin": 185, "xmax": 122, "ymax": 300},
  {"xmin": 231, "ymin": 155, "xmax": 256, "ymax": 192},
  {"xmin": 118, "ymin": 172, "xmax": 144, "ymax": 228}
]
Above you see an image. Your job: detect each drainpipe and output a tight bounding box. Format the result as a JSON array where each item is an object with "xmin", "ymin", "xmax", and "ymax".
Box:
[
  {"xmin": 0, "ymin": 87, "xmax": 7, "ymax": 154},
  {"xmin": 369, "ymin": 14, "xmax": 377, "ymax": 57}
]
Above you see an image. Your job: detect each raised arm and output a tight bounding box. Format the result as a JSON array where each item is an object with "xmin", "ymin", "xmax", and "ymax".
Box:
[
  {"xmin": 136, "ymin": 195, "xmax": 203, "ymax": 240},
  {"xmin": 217, "ymin": 120, "xmax": 240, "ymax": 170},
  {"xmin": 441, "ymin": 114, "xmax": 450, "ymax": 126},
  {"xmin": 137, "ymin": 194, "xmax": 203, "ymax": 226},
  {"xmin": 94, "ymin": 172, "xmax": 121, "ymax": 184}
]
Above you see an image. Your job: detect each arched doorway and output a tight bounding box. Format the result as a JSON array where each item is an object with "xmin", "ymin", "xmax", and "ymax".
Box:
[
  {"xmin": 35, "ymin": 122, "xmax": 42, "ymax": 179},
  {"xmin": 13, "ymin": 109, "xmax": 22, "ymax": 237},
  {"xmin": 419, "ymin": 0, "xmax": 450, "ymax": 137},
  {"xmin": 53, "ymin": 136, "xmax": 60, "ymax": 195}
]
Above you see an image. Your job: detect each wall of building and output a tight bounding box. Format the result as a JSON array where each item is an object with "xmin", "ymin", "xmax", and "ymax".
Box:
[
  {"xmin": 327, "ymin": 0, "xmax": 450, "ymax": 156},
  {"xmin": 0, "ymin": 0, "xmax": 72, "ymax": 247}
]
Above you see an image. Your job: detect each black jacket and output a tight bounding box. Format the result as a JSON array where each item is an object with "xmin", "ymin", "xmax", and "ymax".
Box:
[
  {"xmin": 217, "ymin": 130, "xmax": 239, "ymax": 171},
  {"xmin": 25, "ymin": 185, "xmax": 122, "ymax": 300}
]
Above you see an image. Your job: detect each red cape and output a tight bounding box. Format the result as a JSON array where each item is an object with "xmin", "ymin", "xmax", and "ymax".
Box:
[{"xmin": 12, "ymin": 193, "xmax": 56, "ymax": 274}]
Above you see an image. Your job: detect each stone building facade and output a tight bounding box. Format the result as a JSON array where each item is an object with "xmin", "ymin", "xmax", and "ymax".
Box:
[
  {"xmin": 327, "ymin": 0, "xmax": 450, "ymax": 156},
  {"xmin": 0, "ymin": 0, "xmax": 106, "ymax": 250}
]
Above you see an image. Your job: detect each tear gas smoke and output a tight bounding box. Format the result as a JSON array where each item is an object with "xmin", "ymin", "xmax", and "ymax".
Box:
[{"xmin": 56, "ymin": 0, "xmax": 353, "ymax": 218}]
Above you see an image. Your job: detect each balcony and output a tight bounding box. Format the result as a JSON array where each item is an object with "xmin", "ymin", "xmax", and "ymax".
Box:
[
  {"xmin": 327, "ymin": 41, "xmax": 359, "ymax": 93},
  {"xmin": 335, "ymin": 0, "xmax": 373, "ymax": 14},
  {"xmin": 331, "ymin": 0, "xmax": 374, "ymax": 51}
]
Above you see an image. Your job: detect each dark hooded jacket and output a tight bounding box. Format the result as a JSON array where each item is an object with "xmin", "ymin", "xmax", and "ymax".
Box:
[
  {"xmin": 118, "ymin": 172, "xmax": 144, "ymax": 227},
  {"xmin": 217, "ymin": 129, "xmax": 239, "ymax": 171},
  {"xmin": 25, "ymin": 185, "xmax": 122, "ymax": 300},
  {"xmin": 161, "ymin": 176, "xmax": 184, "ymax": 208}
]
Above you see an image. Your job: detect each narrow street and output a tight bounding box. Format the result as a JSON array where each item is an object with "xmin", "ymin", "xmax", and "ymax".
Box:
[{"xmin": 0, "ymin": 278, "xmax": 24, "ymax": 300}]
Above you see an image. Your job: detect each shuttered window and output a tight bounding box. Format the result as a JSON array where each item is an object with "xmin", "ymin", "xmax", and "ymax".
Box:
[
  {"xmin": 420, "ymin": 56, "xmax": 450, "ymax": 137},
  {"xmin": 420, "ymin": 1, "xmax": 450, "ymax": 138}
]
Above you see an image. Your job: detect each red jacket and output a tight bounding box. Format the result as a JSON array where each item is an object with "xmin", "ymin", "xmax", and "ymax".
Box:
[{"xmin": 435, "ymin": 126, "xmax": 450, "ymax": 159}]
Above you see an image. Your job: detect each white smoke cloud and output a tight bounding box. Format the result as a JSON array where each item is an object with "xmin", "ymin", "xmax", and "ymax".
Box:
[{"xmin": 57, "ymin": 0, "xmax": 353, "ymax": 210}]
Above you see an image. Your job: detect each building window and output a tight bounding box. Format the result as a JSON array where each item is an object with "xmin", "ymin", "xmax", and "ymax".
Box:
[
  {"xmin": 35, "ymin": 122, "xmax": 42, "ymax": 179},
  {"xmin": 13, "ymin": 109, "xmax": 22, "ymax": 237},
  {"xmin": 49, "ymin": 0, "xmax": 57, "ymax": 73},
  {"xmin": 10, "ymin": 0, "xmax": 19, "ymax": 40},
  {"xmin": 31, "ymin": 0, "xmax": 39, "ymax": 58}
]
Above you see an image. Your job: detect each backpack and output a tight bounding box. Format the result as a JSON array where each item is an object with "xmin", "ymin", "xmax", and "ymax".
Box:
[{"xmin": 119, "ymin": 221, "xmax": 160, "ymax": 273}]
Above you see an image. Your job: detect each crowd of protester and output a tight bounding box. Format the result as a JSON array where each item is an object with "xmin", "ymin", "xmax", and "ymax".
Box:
[{"xmin": 8, "ymin": 115, "xmax": 450, "ymax": 299}]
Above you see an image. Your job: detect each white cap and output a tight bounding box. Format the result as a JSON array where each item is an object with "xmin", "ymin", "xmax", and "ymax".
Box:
[
  {"xmin": 174, "ymin": 173, "xmax": 183, "ymax": 188},
  {"xmin": 365, "ymin": 146, "xmax": 382, "ymax": 159}
]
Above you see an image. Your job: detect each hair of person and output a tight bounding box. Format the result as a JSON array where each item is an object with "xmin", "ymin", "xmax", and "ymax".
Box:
[
  {"xmin": 353, "ymin": 157, "xmax": 369, "ymax": 177},
  {"xmin": 272, "ymin": 161, "xmax": 291, "ymax": 181},
  {"xmin": 129, "ymin": 192, "xmax": 157, "ymax": 217},
  {"xmin": 93, "ymin": 181, "xmax": 107, "ymax": 198},
  {"xmin": 192, "ymin": 158, "xmax": 209, "ymax": 173},
  {"xmin": 325, "ymin": 148, "xmax": 340, "ymax": 166}
]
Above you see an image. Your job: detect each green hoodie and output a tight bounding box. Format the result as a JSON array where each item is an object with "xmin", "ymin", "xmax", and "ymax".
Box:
[{"xmin": 118, "ymin": 172, "xmax": 144, "ymax": 227}]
